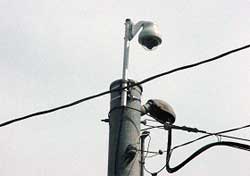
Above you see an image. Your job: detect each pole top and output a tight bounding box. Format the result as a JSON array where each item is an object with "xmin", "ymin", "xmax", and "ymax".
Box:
[{"xmin": 110, "ymin": 79, "xmax": 143, "ymax": 92}]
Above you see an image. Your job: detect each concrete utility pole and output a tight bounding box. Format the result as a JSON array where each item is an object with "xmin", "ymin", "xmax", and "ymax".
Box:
[
  {"xmin": 108, "ymin": 79, "xmax": 143, "ymax": 176},
  {"xmin": 107, "ymin": 19, "xmax": 162, "ymax": 176}
]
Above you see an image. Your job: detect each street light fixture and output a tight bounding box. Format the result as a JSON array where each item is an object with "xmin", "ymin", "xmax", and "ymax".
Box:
[
  {"xmin": 141, "ymin": 99, "xmax": 176, "ymax": 124},
  {"xmin": 121, "ymin": 19, "xmax": 162, "ymax": 106}
]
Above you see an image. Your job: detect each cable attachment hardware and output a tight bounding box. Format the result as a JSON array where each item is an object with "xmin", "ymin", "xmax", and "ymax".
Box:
[
  {"xmin": 101, "ymin": 119, "xmax": 110, "ymax": 123},
  {"xmin": 164, "ymin": 123, "xmax": 207, "ymax": 133}
]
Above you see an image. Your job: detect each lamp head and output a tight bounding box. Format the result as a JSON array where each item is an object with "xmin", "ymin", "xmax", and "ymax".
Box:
[
  {"xmin": 138, "ymin": 22, "xmax": 162, "ymax": 50},
  {"xmin": 142, "ymin": 99, "xmax": 176, "ymax": 124}
]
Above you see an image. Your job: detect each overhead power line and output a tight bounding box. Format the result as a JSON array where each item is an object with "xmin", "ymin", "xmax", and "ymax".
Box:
[
  {"xmin": 0, "ymin": 43, "xmax": 250, "ymax": 128},
  {"xmin": 140, "ymin": 122, "xmax": 250, "ymax": 175},
  {"xmin": 165, "ymin": 128, "xmax": 250, "ymax": 173},
  {"xmin": 142, "ymin": 122, "xmax": 250, "ymax": 143},
  {"xmin": 171, "ymin": 123, "xmax": 250, "ymax": 151},
  {"xmin": 138, "ymin": 43, "xmax": 250, "ymax": 85},
  {"xmin": 0, "ymin": 90, "xmax": 111, "ymax": 128}
]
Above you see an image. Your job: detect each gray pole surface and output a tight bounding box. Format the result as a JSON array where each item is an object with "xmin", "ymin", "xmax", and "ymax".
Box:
[
  {"xmin": 140, "ymin": 135, "xmax": 145, "ymax": 176},
  {"xmin": 108, "ymin": 79, "xmax": 143, "ymax": 176}
]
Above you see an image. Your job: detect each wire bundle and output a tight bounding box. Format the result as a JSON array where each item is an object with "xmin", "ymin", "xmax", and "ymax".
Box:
[{"xmin": 140, "ymin": 120, "xmax": 250, "ymax": 175}]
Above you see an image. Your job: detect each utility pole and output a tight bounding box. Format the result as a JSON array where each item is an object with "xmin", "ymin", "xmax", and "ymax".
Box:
[
  {"xmin": 108, "ymin": 79, "xmax": 142, "ymax": 176},
  {"xmin": 107, "ymin": 19, "xmax": 162, "ymax": 176}
]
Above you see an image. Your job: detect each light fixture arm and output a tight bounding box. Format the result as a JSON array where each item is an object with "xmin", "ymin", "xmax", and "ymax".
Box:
[
  {"xmin": 120, "ymin": 19, "xmax": 131, "ymax": 106},
  {"xmin": 129, "ymin": 21, "xmax": 147, "ymax": 40},
  {"xmin": 121, "ymin": 19, "xmax": 146, "ymax": 106},
  {"xmin": 121, "ymin": 19, "xmax": 161, "ymax": 106}
]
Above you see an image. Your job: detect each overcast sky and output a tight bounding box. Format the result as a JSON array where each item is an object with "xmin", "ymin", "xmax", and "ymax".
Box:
[{"xmin": 0, "ymin": 0, "xmax": 250, "ymax": 175}]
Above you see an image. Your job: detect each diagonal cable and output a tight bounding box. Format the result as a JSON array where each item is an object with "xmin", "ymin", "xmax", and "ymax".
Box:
[
  {"xmin": 172, "ymin": 123, "xmax": 250, "ymax": 150},
  {"xmin": 0, "ymin": 44, "xmax": 250, "ymax": 128}
]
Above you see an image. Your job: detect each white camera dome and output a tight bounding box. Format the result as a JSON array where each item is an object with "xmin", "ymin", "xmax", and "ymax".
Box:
[{"xmin": 138, "ymin": 22, "xmax": 162, "ymax": 50}]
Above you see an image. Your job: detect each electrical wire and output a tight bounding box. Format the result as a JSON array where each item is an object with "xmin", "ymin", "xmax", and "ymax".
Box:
[
  {"xmin": 143, "ymin": 165, "xmax": 155, "ymax": 175},
  {"xmin": 202, "ymin": 131, "xmax": 250, "ymax": 142},
  {"xmin": 172, "ymin": 123, "xmax": 250, "ymax": 151},
  {"xmin": 143, "ymin": 135, "xmax": 166, "ymax": 176},
  {"xmin": 138, "ymin": 43, "xmax": 250, "ymax": 86},
  {"xmin": 144, "ymin": 135, "xmax": 152, "ymax": 158},
  {"xmin": 140, "ymin": 122, "xmax": 250, "ymax": 166},
  {"xmin": 141, "ymin": 122, "xmax": 250, "ymax": 162},
  {"xmin": 142, "ymin": 122, "xmax": 250, "ymax": 174},
  {"xmin": 165, "ymin": 123, "xmax": 250, "ymax": 144},
  {"xmin": 165, "ymin": 128, "xmax": 250, "ymax": 173},
  {"xmin": 145, "ymin": 153, "xmax": 160, "ymax": 159},
  {"xmin": 1, "ymin": 43, "xmax": 250, "ymax": 128},
  {"xmin": 114, "ymin": 106, "xmax": 125, "ymax": 176},
  {"xmin": 144, "ymin": 158, "xmax": 166, "ymax": 175},
  {"xmin": 142, "ymin": 122, "xmax": 250, "ymax": 143},
  {"xmin": 0, "ymin": 90, "xmax": 112, "ymax": 128}
]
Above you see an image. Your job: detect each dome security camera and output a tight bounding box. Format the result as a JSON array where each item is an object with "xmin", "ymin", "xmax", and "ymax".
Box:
[
  {"xmin": 121, "ymin": 19, "xmax": 162, "ymax": 105},
  {"xmin": 138, "ymin": 22, "xmax": 162, "ymax": 50}
]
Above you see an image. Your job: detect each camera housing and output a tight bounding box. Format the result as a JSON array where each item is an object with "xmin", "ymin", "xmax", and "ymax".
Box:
[{"xmin": 138, "ymin": 23, "xmax": 162, "ymax": 50}]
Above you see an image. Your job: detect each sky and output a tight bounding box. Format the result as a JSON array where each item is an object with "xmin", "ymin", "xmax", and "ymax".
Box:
[{"xmin": 0, "ymin": 0, "xmax": 250, "ymax": 175}]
